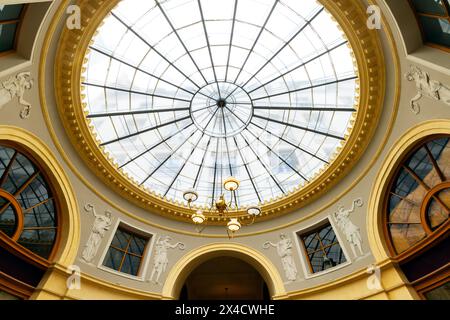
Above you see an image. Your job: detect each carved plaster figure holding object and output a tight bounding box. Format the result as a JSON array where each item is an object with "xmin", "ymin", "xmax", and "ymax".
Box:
[
  {"xmin": 149, "ymin": 236, "xmax": 185, "ymax": 285},
  {"xmin": 82, "ymin": 204, "xmax": 112, "ymax": 263},
  {"xmin": 333, "ymin": 198, "xmax": 364, "ymax": 259},
  {"xmin": 263, "ymin": 234, "xmax": 298, "ymax": 282}
]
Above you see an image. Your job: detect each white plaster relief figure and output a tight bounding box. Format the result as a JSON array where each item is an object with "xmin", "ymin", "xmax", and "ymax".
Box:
[
  {"xmin": 149, "ymin": 236, "xmax": 185, "ymax": 285},
  {"xmin": 0, "ymin": 72, "xmax": 33, "ymax": 119},
  {"xmin": 333, "ymin": 198, "xmax": 364, "ymax": 259},
  {"xmin": 405, "ymin": 65, "xmax": 450, "ymax": 114},
  {"xmin": 82, "ymin": 204, "xmax": 112, "ymax": 263},
  {"xmin": 263, "ymin": 234, "xmax": 297, "ymax": 282}
]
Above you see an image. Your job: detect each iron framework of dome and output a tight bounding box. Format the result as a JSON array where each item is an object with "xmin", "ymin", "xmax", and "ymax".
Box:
[{"xmin": 81, "ymin": 0, "xmax": 359, "ymax": 209}]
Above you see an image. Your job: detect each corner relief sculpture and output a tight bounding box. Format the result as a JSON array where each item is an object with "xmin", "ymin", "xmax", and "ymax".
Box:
[
  {"xmin": 406, "ymin": 65, "xmax": 450, "ymax": 114},
  {"xmin": 0, "ymin": 72, "xmax": 33, "ymax": 119},
  {"xmin": 81, "ymin": 204, "xmax": 113, "ymax": 263},
  {"xmin": 263, "ymin": 234, "xmax": 298, "ymax": 282},
  {"xmin": 332, "ymin": 198, "xmax": 364, "ymax": 259},
  {"xmin": 149, "ymin": 236, "xmax": 185, "ymax": 285}
]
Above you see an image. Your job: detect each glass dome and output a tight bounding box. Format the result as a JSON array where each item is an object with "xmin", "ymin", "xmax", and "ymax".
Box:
[{"xmin": 82, "ymin": 0, "xmax": 358, "ymax": 207}]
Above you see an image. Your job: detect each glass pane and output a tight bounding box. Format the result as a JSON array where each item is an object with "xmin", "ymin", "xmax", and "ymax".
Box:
[
  {"xmin": 325, "ymin": 243, "xmax": 347, "ymax": 266},
  {"xmin": 111, "ymin": 228, "xmax": 131, "ymax": 249},
  {"xmin": 2, "ymin": 153, "xmax": 36, "ymax": 195},
  {"xmin": 0, "ymin": 202, "xmax": 17, "ymax": 237},
  {"xmin": 424, "ymin": 281, "xmax": 450, "ymax": 300},
  {"xmin": 429, "ymin": 138, "xmax": 450, "ymax": 180},
  {"xmin": 23, "ymin": 199, "xmax": 56, "ymax": 228},
  {"xmin": 319, "ymin": 225, "xmax": 336, "ymax": 246},
  {"xmin": 103, "ymin": 247, "xmax": 125, "ymax": 271},
  {"xmin": 411, "ymin": 0, "xmax": 446, "ymax": 15},
  {"xmin": 427, "ymin": 189, "xmax": 450, "ymax": 229},
  {"xmin": 17, "ymin": 174, "xmax": 50, "ymax": 210},
  {"xmin": 302, "ymin": 233, "xmax": 320, "ymax": 253},
  {"xmin": 308, "ymin": 250, "xmax": 325, "ymax": 273},
  {"xmin": 393, "ymin": 167, "xmax": 421, "ymax": 198},
  {"xmin": 0, "ymin": 23, "xmax": 17, "ymax": 52},
  {"xmin": 0, "ymin": 146, "xmax": 15, "ymax": 181},
  {"xmin": 120, "ymin": 254, "xmax": 141, "ymax": 276},
  {"xmin": 18, "ymin": 229, "xmax": 56, "ymax": 259},
  {"xmin": 0, "ymin": 4, "xmax": 24, "ymax": 21},
  {"xmin": 389, "ymin": 193, "xmax": 422, "ymax": 224},
  {"xmin": 128, "ymin": 235, "xmax": 148, "ymax": 256},
  {"xmin": 419, "ymin": 16, "xmax": 450, "ymax": 48},
  {"xmin": 389, "ymin": 224, "xmax": 426, "ymax": 253},
  {"xmin": 406, "ymin": 147, "xmax": 440, "ymax": 188}
]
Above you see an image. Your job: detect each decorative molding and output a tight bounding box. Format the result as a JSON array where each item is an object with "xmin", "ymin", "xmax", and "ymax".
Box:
[
  {"xmin": 332, "ymin": 198, "xmax": 364, "ymax": 259},
  {"xmin": 263, "ymin": 234, "xmax": 298, "ymax": 282},
  {"xmin": 149, "ymin": 236, "xmax": 185, "ymax": 285},
  {"xmin": 0, "ymin": 72, "xmax": 33, "ymax": 119},
  {"xmin": 52, "ymin": 0, "xmax": 386, "ymax": 225},
  {"xmin": 405, "ymin": 65, "xmax": 450, "ymax": 114},
  {"xmin": 81, "ymin": 203, "xmax": 112, "ymax": 263}
]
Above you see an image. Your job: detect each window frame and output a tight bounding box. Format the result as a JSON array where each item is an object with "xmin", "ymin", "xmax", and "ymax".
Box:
[
  {"xmin": 99, "ymin": 219, "xmax": 154, "ymax": 281},
  {"xmin": 407, "ymin": 0, "xmax": 450, "ymax": 52},
  {"xmin": 383, "ymin": 134, "xmax": 450, "ymax": 261},
  {"xmin": 294, "ymin": 217, "xmax": 351, "ymax": 279},
  {"xmin": 0, "ymin": 4, "xmax": 28, "ymax": 57},
  {"xmin": 0, "ymin": 141, "xmax": 61, "ymax": 267},
  {"xmin": 413, "ymin": 264, "xmax": 450, "ymax": 300}
]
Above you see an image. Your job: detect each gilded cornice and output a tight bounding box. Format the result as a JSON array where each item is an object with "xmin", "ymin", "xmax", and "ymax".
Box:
[{"xmin": 54, "ymin": 0, "xmax": 386, "ymax": 225}]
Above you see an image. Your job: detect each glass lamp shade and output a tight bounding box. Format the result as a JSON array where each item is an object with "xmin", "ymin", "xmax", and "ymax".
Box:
[
  {"xmin": 192, "ymin": 210, "xmax": 206, "ymax": 224},
  {"xmin": 227, "ymin": 218, "xmax": 241, "ymax": 232},
  {"xmin": 183, "ymin": 189, "xmax": 198, "ymax": 202},
  {"xmin": 247, "ymin": 206, "xmax": 261, "ymax": 216},
  {"xmin": 223, "ymin": 177, "xmax": 240, "ymax": 191}
]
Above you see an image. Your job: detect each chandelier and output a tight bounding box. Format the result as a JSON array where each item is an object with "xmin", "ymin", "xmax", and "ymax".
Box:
[{"xmin": 183, "ymin": 177, "xmax": 261, "ymax": 238}]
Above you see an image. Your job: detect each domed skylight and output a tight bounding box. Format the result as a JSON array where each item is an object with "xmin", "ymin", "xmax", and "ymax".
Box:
[{"xmin": 82, "ymin": 0, "xmax": 358, "ymax": 207}]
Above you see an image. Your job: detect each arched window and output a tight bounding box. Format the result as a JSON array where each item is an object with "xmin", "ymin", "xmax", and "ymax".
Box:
[
  {"xmin": 386, "ymin": 136, "xmax": 449, "ymax": 256},
  {"xmin": 0, "ymin": 144, "xmax": 58, "ymax": 260},
  {"xmin": 0, "ymin": 4, "xmax": 26, "ymax": 55},
  {"xmin": 408, "ymin": 0, "xmax": 450, "ymax": 51},
  {"xmin": 385, "ymin": 136, "xmax": 449, "ymax": 299}
]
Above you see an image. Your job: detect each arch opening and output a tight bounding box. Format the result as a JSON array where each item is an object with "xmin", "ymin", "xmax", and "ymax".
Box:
[
  {"xmin": 162, "ymin": 243, "xmax": 286, "ymax": 300},
  {"xmin": 180, "ymin": 256, "xmax": 270, "ymax": 300}
]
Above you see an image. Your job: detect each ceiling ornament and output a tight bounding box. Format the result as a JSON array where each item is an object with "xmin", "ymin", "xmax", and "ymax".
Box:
[
  {"xmin": 184, "ymin": 176, "xmax": 261, "ymax": 238},
  {"xmin": 405, "ymin": 65, "xmax": 450, "ymax": 114},
  {"xmin": 0, "ymin": 72, "xmax": 33, "ymax": 119}
]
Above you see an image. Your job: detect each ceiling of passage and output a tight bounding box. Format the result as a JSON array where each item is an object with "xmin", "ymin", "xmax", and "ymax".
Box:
[{"xmin": 81, "ymin": 0, "xmax": 358, "ymax": 208}]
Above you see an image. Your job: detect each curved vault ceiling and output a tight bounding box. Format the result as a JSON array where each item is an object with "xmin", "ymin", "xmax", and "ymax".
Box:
[{"xmin": 81, "ymin": 0, "xmax": 358, "ymax": 209}]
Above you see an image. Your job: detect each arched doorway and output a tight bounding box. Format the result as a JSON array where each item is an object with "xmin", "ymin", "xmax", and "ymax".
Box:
[
  {"xmin": 180, "ymin": 256, "xmax": 270, "ymax": 300},
  {"xmin": 162, "ymin": 243, "xmax": 286, "ymax": 300}
]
